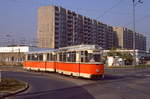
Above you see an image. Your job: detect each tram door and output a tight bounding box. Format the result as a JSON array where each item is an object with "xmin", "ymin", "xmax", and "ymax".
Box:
[
  {"xmin": 76, "ymin": 51, "xmax": 80, "ymax": 76},
  {"xmin": 43, "ymin": 53, "xmax": 47, "ymax": 71},
  {"xmin": 53, "ymin": 52, "xmax": 57, "ymax": 71}
]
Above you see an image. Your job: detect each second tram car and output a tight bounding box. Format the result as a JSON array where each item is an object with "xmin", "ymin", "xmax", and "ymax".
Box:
[{"xmin": 23, "ymin": 45, "xmax": 104, "ymax": 79}]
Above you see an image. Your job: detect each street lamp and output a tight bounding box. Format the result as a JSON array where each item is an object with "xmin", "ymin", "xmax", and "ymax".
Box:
[
  {"xmin": 0, "ymin": 70, "xmax": 1, "ymax": 83},
  {"xmin": 132, "ymin": 0, "xmax": 143, "ymax": 66}
]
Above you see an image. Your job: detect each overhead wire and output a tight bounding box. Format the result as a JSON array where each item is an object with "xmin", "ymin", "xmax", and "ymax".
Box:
[
  {"xmin": 5, "ymin": 0, "xmax": 150, "ymax": 39},
  {"xmin": 125, "ymin": 13, "xmax": 150, "ymax": 27},
  {"xmin": 96, "ymin": 0, "xmax": 124, "ymax": 19}
]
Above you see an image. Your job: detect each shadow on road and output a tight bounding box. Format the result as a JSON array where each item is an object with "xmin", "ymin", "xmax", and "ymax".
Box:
[
  {"xmin": 9, "ymin": 85, "xmax": 95, "ymax": 99},
  {"xmin": 3, "ymin": 71, "xmax": 95, "ymax": 99}
]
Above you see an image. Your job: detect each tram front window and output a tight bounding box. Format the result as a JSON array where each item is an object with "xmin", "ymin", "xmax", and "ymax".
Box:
[
  {"xmin": 93, "ymin": 54, "xmax": 101, "ymax": 62},
  {"xmin": 83, "ymin": 51, "xmax": 101, "ymax": 62},
  {"xmin": 88, "ymin": 54, "xmax": 101, "ymax": 62}
]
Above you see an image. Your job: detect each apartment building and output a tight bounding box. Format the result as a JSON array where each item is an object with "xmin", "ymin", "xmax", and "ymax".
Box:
[
  {"xmin": 37, "ymin": 6, "xmax": 114, "ymax": 49},
  {"xmin": 113, "ymin": 27, "xmax": 146, "ymax": 50}
]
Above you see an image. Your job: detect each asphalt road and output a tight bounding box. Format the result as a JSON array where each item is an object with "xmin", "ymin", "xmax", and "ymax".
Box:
[
  {"xmin": 2, "ymin": 71, "xmax": 94, "ymax": 99},
  {"xmin": 1, "ymin": 67, "xmax": 150, "ymax": 99}
]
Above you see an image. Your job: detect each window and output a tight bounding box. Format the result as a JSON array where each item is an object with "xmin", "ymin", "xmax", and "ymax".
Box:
[
  {"xmin": 79, "ymin": 51, "xmax": 101, "ymax": 63},
  {"xmin": 85, "ymin": 51, "xmax": 89, "ymax": 62},
  {"xmin": 27, "ymin": 54, "xmax": 44, "ymax": 61},
  {"xmin": 81, "ymin": 57, "xmax": 84, "ymax": 62},
  {"xmin": 93, "ymin": 54, "xmax": 101, "ymax": 62},
  {"xmin": 38, "ymin": 54, "xmax": 43, "ymax": 61},
  {"xmin": 47, "ymin": 53, "xmax": 50, "ymax": 61},
  {"xmin": 28, "ymin": 54, "xmax": 35, "ymax": 60},
  {"xmin": 31, "ymin": 54, "xmax": 37, "ymax": 61},
  {"xmin": 33, "ymin": 54, "xmax": 38, "ymax": 61},
  {"xmin": 59, "ymin": 53, "xmax": 63, "ymax": 61},
  {"xmin": 81, "ymin": 51, "xmax": 84, "ymax": 55},
  {"xmin": 63, "ymin": 52, "xmax": 66, "ymax": 62},
  {"xmin": 72, "ymin": 52, "xmax": 76, "ymax": 62},
  {"xmin": 66, "ymin": 52, "xmax": 76, "ymax": 62},
  {"xmin": 27, "ymin": 55, "xmax": 31, "ymax": 60},
  {"xmin": 88, "ymin": 53, "xmax": 94, "ymax": 62},
  {"xmin": 47, "ymin": 53, "xmax": 53, "ymax": 61},
  {"xmin": 66, "ymin": 52, "xmax": 71, "ymax": 62},
  {"xmin": 53, "ymin": 54, "xmax": 57, "ymax": 61}
]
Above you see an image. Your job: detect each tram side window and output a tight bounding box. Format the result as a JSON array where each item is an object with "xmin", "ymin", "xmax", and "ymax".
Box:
[
  {"xmin": 47, "ymin": 53, "xmax": 49, "ymax": 61},
  {"xmin": 31, "ymin": 54, "xmax": 34, "ymax": 60},
  {"xmin": 47, "ymin": 53, "xmax": 53, "ymax": 61},
  {"xmin": 53, "ymin": 54, "xmax": 57, "ymax": 61},
  {"xmin": 80, "ymin": 51, "xmax": 84, "ymax": 62},
  {"xmin": 59, "ymin": 53, "xmax": 63, "ymax": 62},
  {"xmin": 93, "ymin": 54, "xmax": 101, "ymax": 62},
  {"xmin": 38, "ymin": 54, "xmax": 43, "ymax": 61},
  {"xmin": 66, "ymin": 52, "xmax": 76, "ymax": 62},
  {"xmin": 27, "ymin": 55, "xmax": 30, "ymax": 60},
  {"xmin": 88, "ymin": 53, "xmax": 94, "ymax": 62},
  {"xmin": 85, "ymin": 51, "xmax": 89, "ymax": 62},
  {"xmin": 27, "ymin": 54, "xmax": 32, "ymax": 60},
  {"xmin": 66, "ymin": 52, "xmax": 71, "ymax": 62},
  {"xmin": 80, "ymin": 51, "xmax": 88, "ymax": 62},
  {"xmin": 81, "ymin": 57, "xmax": 84, "ymax": 62},
  {"xmin": 72, "ymin": 52, "xmax": 76, "ymax": 62},
  {"xmin": 32, "ymin": 54, "xmax": 38, "ymax": 61},
  {"xmin": 63, "ymin": 52, "xmax": 66, "ymax": 62},
  {"xmin": 81, "ymin": 51, "xmax": 84, "ymax": 55}
]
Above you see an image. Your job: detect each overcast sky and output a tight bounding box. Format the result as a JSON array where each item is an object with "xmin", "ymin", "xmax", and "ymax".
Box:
[{"xmin": 0, "ymin": 0, "xmax": 149, "ymax": 49}]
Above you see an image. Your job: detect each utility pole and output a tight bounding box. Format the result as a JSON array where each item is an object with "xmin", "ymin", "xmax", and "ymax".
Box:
[
  {"xmin": 132, "ymin": 0, "xmax": 143, "ymax": 66},
  {"xmin": 132, "ymin": 0, "xmax": 136, "ymax": 66},
  {"xmin": 0, "ymin": 70, "xmax": 1, "ymax": 83}
]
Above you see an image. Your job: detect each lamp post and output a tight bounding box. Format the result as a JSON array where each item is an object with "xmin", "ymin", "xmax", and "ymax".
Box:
[
  {"xmin": 132, "ymin": 0, "xmax": 143, "ymax": 66},
  {"xmin": 0, "ymin": 70, "xmax": 1, "ymax": 83}
]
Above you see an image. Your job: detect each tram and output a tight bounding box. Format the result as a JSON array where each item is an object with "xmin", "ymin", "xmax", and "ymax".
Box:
[{"xmin": 23, "ymin": 45, "xmax": 104, "ymax": 79}]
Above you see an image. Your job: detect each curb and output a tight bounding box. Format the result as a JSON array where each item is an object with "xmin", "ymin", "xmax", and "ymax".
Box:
[{"xmin": 0, "ymin": 81, "xmax": 29, "ymax": 98}]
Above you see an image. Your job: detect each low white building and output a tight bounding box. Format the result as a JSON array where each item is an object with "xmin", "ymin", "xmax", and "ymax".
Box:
[
  {"xmin": 0, "ymin": 45, "xmax": 44, "ymax": 66},
  {"xmin": 103, "ymin": 49, "xmax": 150, "ymax": 66},
  {"xmin": 104, "ymin": 49, "xmax": 150, "ymax": 59},
  {"xmin": 0, "ymin": 45, "xmax": 39, "ymax": 53}
]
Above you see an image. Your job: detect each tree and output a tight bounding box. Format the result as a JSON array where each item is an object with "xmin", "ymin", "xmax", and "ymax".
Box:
[
  {"xmin": 107, "ymin": 50, "xmax": 133, "ymax": 65},
  {"xmin": 121, "ymin": 52, "xmax": 133, "ymax": 65}
]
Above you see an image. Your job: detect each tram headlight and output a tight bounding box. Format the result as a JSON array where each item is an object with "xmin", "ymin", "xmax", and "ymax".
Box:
[{"xmin": 96, "ymin": 69, "xmax": 100, "ymax": 73}]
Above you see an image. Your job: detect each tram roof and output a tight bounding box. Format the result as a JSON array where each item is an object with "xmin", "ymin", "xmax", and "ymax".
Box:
[
  {"xmin": 26, "ymin": 45, "xmax": 102, "ymax": 54},
  {"xmin": 59, "ymin": 45, "xmax": 102, "ymax": 51},
  {"xmin": 27, "ymin": 49, "xmax": 57, "ymax": 54}
]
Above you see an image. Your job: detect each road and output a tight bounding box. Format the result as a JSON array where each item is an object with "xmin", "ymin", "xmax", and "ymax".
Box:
[
  {"xmin": 2, "ymin": 71, "xmax": 94, "ymax": 99},
  {"xmin": 1, "ymin": 66, "xmax": 150, "ymax": 99}
]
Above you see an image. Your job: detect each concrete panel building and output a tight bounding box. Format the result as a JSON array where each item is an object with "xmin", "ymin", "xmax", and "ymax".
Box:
[
  {"xmin": 37, "ymin": 6, "xmax": 55, "ymax": 48},
  {"xmin": 37, "ymin": 6, "xmax": 146, "ymax": 50},
  {"xmin": 37, "ymin": 6, "xmax": 114, "ymax": 49},
  {"xmin": 113, "ymin": 27, "xmax": 146, "ymax": 51}
]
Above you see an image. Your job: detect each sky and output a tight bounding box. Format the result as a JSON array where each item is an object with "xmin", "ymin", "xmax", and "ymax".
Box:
[{"xmin": 0, "ymin": 0, "xmax": 150, "ymax": 49}]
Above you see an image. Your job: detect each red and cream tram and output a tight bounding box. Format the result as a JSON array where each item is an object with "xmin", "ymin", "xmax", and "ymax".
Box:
[{"xmin": 23, "ymin": 45, "xmax": 104, "ymax": 79}]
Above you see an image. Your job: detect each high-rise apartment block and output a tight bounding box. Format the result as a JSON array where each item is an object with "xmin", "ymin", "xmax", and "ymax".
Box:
[
  {"xmin": 113, "ymin": 27, "xmax": 146, "ymax": 50},
  {"xmin": 37, "ymin": 6, "xmax": 146, "ymax": 50},
  {"xmin": 37, "ymin": 6, "xmax": 114, "ymax": 49}
]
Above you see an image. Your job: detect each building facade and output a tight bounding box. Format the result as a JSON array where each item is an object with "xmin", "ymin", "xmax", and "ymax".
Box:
[
  {"xmin": 37, "ymin": 6, "xmax": 114, "ymax": 49},
  {"xmin": 113, "ymin": 27, "xmax": 146, "ymax": 51}
]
